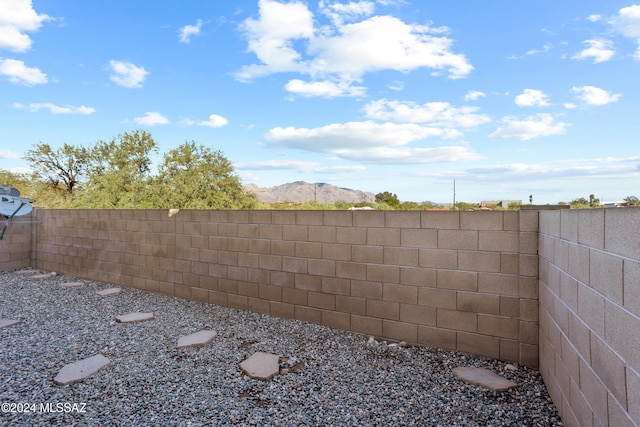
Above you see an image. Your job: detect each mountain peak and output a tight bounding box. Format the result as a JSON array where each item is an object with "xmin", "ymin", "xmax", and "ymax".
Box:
[{"xmin": 245, "ymin": 181, "xmax": 375, "ymax": 204}]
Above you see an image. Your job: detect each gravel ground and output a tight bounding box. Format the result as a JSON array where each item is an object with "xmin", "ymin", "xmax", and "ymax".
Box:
[{"xmin": 0, "ymin": 269, "xmax": 562, "ymax": 426}]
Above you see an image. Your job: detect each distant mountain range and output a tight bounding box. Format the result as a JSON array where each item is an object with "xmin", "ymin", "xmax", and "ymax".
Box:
[{"xmin": 245, "ymin": 181, "xmax": 376, "ymax": 204}]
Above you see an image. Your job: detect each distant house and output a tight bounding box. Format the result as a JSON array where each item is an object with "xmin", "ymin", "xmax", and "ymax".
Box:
[
  {"xmin": 480, "ymin": 200, "xmax": 522, "ymax": 209},
  {"xmin": 603, "ymin": 202, "xmax": 628, "ymax": 208}
]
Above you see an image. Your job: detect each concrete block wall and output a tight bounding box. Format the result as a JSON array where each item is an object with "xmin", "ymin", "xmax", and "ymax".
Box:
[
  {"xmin": 0, "ymin": 214, "xmax": 32, "ymax": 271},
  {"xmin": 29, "ymin": 208, "xmax": 540, "ymax": 367},
  {"xmin": 2, "ymin": 206, "xmax": 636, "ymax": 424},
  {"xmin": 538, "ymin": 208, "xmax": 640, "ymax": 426}
]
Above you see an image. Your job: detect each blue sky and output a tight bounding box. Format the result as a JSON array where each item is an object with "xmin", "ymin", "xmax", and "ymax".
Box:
[{"xmin": 1, "ymin": 0, "xmax": 639, "ymax": 204}]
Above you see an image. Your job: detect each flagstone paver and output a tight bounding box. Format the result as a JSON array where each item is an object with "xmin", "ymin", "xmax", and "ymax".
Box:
[
  {"xmin": 115, "ymin": 312, "xmax": 154, "ymax": 323},
  {"xmin": 96, "ymin": 287, "xmax": 122, "ymax": 296},
  {"xmin": 177, "ymin": 330, "xmax": 217, "ymax": 348},
  {"xmin": 60, "ymin": 281, "xmax": 84, "ymax": 288},
  {"xmin": 453, "ymin": 367, "xmax": 518, "ymax": 392},
  {"xmin": 240, "ymin": 352, "xmax": 280, "ymax": 380},
  {"xmin": 0, "ymin": 319, "xmax": 20, "ymax": 329},
  {"xmin": 15, "ymin": 269, "xmax": 39, "ymax": 275},
  {"xmin": 54, "ymin": 354, "xmax": 111, "ymax": 385},
  {"xmin": 31, "ymin": 273, "xmax": 56, "ymax": 279}
]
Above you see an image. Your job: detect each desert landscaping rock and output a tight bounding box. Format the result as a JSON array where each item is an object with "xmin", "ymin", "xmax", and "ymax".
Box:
[
  {"xmin": 115, "ymin": 312, "xmax": 154, "ymax": 323},
  {"xmin": 53, "ymin": 354, "xmax": 111, "ymax": 386},
  {"xmin": 60, "ymin": 281, "xmax": 84, "ymax": 288},
  {"xmin": 0, "ymin": 318, "xmax": 20, "ymax": 328},
  {"xmin": 96, "ymin": 287, "xmax": 122, "ymax": 296},
  {"xmin": 453, "ymin": 367, "xmax": 519, "ymax": 392},
  {"xmin": 0, "ymin": 269, "xmax": 562, "ymax": 425},
  {"xmin": 176, "ymin": 330, "xmax": 217, "ymax": 348},
  {"xmin": 240, "ymin": 352, "xmax": 280, "ymax": 380}
]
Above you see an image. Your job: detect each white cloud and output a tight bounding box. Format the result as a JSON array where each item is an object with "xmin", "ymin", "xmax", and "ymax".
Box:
[
  {"xmin": 0, "ymin": 0, "xmax": 50, "ymax": 52},
  {"xmin": 515, "ymin": 89, "xmax": 551, "ymax": 107},
  {"xmin": 388, "ymin": 80, "xmax": 404, "ymax": 91},
  {"xmin": 236, "ymin": 0, "xmax": 315, "ymax": 80},
  {"xmin": 588, "ymin": 14, "xmax": 602, "ymax": 23},
  {"xmin": 610, "ymin": 5, "xmax": 640, "ymax": 59},
  {"xmin": 464, "ymin": 90, "xmax": 485, "ymax": 101},
  {"xmin": 572, "ymin": 39, "xmax": 616, "ymax": 63},
  {"xmin": 610, "ymin": 5, "xmax": 640, "ymax": 39},
  {"xmin": 0, "ymin": 58, "xmax": 46, "ymax": 85},
  {"xmin": 466, "ymin": 156, "xmax": 640, "ymax": 181},
  {"xmin": 333, "ymin": 145, "xmax": 483, "ymax": 164},
  {"xmin": 197, "ymin": 114, "xmax": 229, "ymax": 128},
  {"xmin": 179, "ymin": 19, "xmax": 203, "ymax": 44},
  {"xmin": 7, "ymin": 166, "xmax": 31, "ymax": 174},
  {"xmin": 319, "ymin": 1, "xmax": 375, "ymax": 26},
  {"xmin": 13, "ymin": 102, "xmax": 95, "ymax": 114},
  {"xmin": 376, "ymin": 0, "xmax": 405, "ymax": 5},
  {"xmin": 564, "ymin": 102, "xmax": 577, "ymax": 109},
  {"xmin": 236, "ymin": 0, "xmax": 472, "ymax": 95},
  {"xmin": 134, "ymin": 112, "xmax": 169, "ymax": 125},
  {"xmin": 489, "ymin": 113, "xmax": 568, "ymax": 141},
  {"xmin": 266, "ymin": 121, "xmax": 453, "ymax": 151},
  {"xmin": 264, "ymin": 121, "xmax": 482, "ymax": 164},
  {"xmin": 572, "ymin": 85, "xmax": 621, "ymax": 106},
  {"xmin": 308, "ymin": 15, "xmax": 472, "ymax": 79},
  {"xmin": 525, "ymin": 43, "xmax": 552, "ymax": 56},
  {"xmin": 364, "ymin": 99, "xmax": 490, "ymax": 128},
  {"xmin": 235, "ymin": 159, "xmax": 366, "ymax": 173},
  {"xmin": 0, "ymin": 149, "xmax": 22, "ymax": 160},
  {"xmin": 109, "ymin": 60, "xmax": 149, "ymax": 88},
  {"xmin": 285, "ymin": 78, "xmax": 366, "ymax": 97},
  {"xmin": 181, "ymin": 114, "xmax": 229, "ymax": 127}
]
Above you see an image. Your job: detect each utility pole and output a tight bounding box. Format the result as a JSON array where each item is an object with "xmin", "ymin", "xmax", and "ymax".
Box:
[{"xmin": 453, "ymin": 179, "xmax": 456, "ymax": 210}]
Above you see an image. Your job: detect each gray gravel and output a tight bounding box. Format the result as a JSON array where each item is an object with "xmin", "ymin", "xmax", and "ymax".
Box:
[{"xmin": 0, "ymin": 269, "xmax": 562, "ymax": 426}]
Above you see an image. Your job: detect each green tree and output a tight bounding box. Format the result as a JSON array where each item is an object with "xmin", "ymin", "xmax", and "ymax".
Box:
[
  {"xmin": 624, "ymin": 195, "xmax": 640, "ymax": 206},
  {"xmin": 81, "ymin": 130, "xmax": 158, "ymax": 208},
  {"xmin": 0, "ymin": 170, "xmax": 66, "ymax": 207},
  {"xmin": 23, "ymin": 142, "xmax": 90, "ymax": 198},
  {"xmin": 570, "ymin": 197, "xmax": 589, "ymax": 209},
  {"xmin": 507, "ymin": 201, "xmax": 522, "ymax": 210},
  {"xmin": 400, "ymin": 201, "xmax": 421, "ymax": 210},
  {"xmin": 571, "ymin": 197, "xmax": 589, "ymax": 205},
  {"xmin": 454, "ymin": 201, "xmax": 478, "ymax": 211},
  {"xmin": 0, "ymin": 170, "xmax": 30, "ymax": 194},
  {"xmin": 333, "ymin": 200, "xmax": 351, "ymax": 210},
  {"xmin": 570, "ymin": 196, "xmax": 598, "ymax": 209},
  {"xmin": 153, "ymin": 141, "xmax": 257, "ymax": 209},
  {"xmin": 89, "ymin": 130, "xmax": 156, "ymax": 177},
  {"xmin": 375, "ymin": 191, "xmax": 401, "ymax": 209}
]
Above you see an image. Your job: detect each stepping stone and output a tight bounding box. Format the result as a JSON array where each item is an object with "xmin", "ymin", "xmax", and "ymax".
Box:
[
  {"xmin": 15, "ymin": 269, "xmax": 39, "ymax": 275},
  {"xmin": 0, "ymin": 319, "xmax": 20, "ymax": 329},
  {"xmin": 453, "ymin": 367, "xmax": 518, "ymax": 392},
  {"xmin": 240, "ymin": 352, "xmax": 280, "ymax": 381},
  {"xmin": 54, "ymin": 354, "xmax": 110, "ymax": 386},
  {"xmin": 177, "ymin": 330, "xmax": 217, "ymax": 349},
  {"xmin": 31, "ymin": 273, "xmax": 55, "ymax": 279},
  {"xmin": 60, "ymin": 281, "xmax": 84, "ymax": 288},
  {"xmin": 96, "ymin": 287, "xmax": 121, "ymax": 296},
  {"xmin": 115, "ymin": 312, "xmax": 154, "ymax": 323}
]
